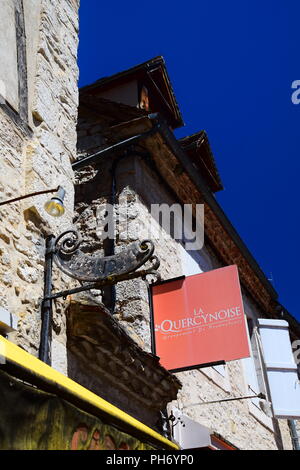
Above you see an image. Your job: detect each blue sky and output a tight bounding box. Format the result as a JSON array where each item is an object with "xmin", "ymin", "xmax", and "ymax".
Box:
[{"xmin": 78, "ymin": 1, "xmax": 300, "ymax": 320}]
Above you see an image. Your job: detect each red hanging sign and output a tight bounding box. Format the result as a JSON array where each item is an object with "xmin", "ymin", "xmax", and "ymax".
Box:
[{"xmin": 151, "ymin": 265, "xmax": 250, "ymax": 372}]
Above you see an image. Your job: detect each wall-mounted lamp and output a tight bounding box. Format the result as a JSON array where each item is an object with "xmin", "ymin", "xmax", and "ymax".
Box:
[
  {"xmin": 0, "ymin": 186, "xmax": 66, "ymax": 218},
  {"xmin": 44, "ymin": 186, "xmax": 66, "ymax": 217}
]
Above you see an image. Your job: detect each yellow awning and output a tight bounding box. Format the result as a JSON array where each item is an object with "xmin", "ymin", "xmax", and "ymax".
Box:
[{"xmin": 0, "ymin": 335, "xmax": 179, "ymax": 450}]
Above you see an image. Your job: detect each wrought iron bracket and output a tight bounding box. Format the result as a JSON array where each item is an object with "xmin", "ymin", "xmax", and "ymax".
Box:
[
  {"xmin": 45, "ymin": 261, "xmax": 160, "ymax": 301},
  {"xmin": 39, "ymin": 230, "xmax": 160, "ymax": 364},
  {"xmin": 45, "ymin": 230, "xmax": 160, "ymax": 300}
]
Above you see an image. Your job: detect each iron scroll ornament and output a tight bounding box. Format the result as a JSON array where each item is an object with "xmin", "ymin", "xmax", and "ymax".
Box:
[
  {"xmin": 45, "ymin": 230, "xmax": 160, "ymax": 300},
  {"xmin": 39, "ymin": 231, "xmax": 160, "ymax": 364}
]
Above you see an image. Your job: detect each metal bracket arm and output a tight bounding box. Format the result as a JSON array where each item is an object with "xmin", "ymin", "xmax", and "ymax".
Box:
[{"xmin": 39, "ymin": 230, "xmax": 160, "ymax": 365}]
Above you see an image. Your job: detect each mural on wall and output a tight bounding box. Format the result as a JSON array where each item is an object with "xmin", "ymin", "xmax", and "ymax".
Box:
[{"xmin": 0, "ymin": 370, "xmax": 154, "ymax": 450}]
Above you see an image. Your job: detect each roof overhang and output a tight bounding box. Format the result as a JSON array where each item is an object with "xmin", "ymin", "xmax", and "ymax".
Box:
[
  {"xmin": 80, "ymin": 56, "xmax": 184, "ymax": 130},
  {"xmin": 179, "ymin": 131, "xmax": 223, "ymax": 193}
]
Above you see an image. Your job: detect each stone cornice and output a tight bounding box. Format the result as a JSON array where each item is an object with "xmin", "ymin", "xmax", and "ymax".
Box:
[{"xmin": 67, "ymin": 301, "xmax": 182, "ymax": 412}]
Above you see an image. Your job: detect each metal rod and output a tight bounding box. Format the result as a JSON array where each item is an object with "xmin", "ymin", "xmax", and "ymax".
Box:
[
  {"xmin": 144, "ymin": 278, "xmax": 156, "ymax": 355},
  {"xmin": 39, "ymin": 235, "xmax": 55, "ymax": 365},
  {"xmin": 105, "ymin": 155, "xmax": 121, "ymax": 314},
  {"xmin": 288, "ymin": 420, "xmax": 300, "ymax": 450},
  {"xmin": 72, "ymin": 127, "xmax": 158, "ymax": 171},
  {"xmin": 44, "ymin": 259, "xmax": 160, "ymax": 302},
  {"xmin": 182, "ymin": 393, "xmax": 266, "ymax": 409},
  {"xmin": 0, "ymin": 187, "xmax": 58, "ymax": 207},
  {"xmin": 44, "ymin": 282, "xmax": 99, "ymax": 301}
]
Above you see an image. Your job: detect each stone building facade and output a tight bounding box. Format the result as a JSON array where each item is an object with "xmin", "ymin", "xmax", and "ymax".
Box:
[
  {"xmin": 0, "ymin": 2, "xmax": 299, "ymax": 450},
  {"xmin": 0, "ymin": 0, "xmax": 79, "ymax": 370},
  {"xmin": 73, "ymin": 57, "xmax": 300, "ymax": 450}
]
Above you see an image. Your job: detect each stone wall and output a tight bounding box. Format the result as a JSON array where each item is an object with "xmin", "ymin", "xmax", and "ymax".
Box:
[{"xmin": 0, "ymin": 0, "xmax": 79, "ymax": 373}]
